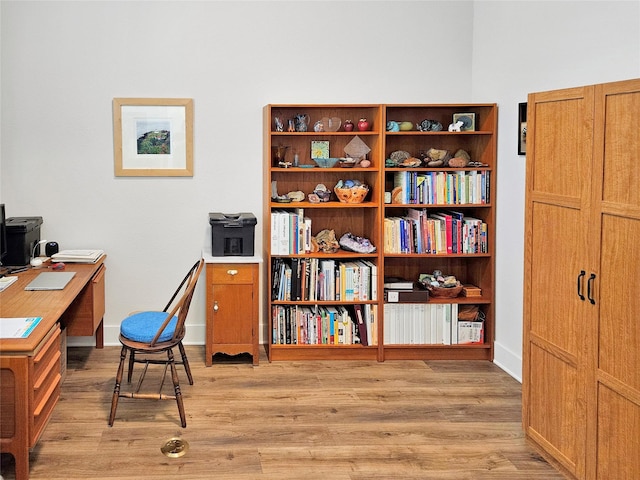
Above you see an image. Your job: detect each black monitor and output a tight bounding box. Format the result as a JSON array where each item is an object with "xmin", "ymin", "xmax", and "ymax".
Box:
[{"xmin": 0, "ymin": 204, "xmax": 7, "ymax": 267}]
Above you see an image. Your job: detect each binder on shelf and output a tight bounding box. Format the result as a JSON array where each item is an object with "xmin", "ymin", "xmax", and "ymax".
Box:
[
  {"xmin": 384, "ymin": 288, "xmax": 429, "ymax": 303},
  {"xmin": 354, "ymin": 304, "xmax": 368, "ymax": 346}
]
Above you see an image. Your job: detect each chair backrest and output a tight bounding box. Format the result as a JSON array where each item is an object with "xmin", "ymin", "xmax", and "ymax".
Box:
[{"xmin": 150, "ymin": 258, "xmax": 205, "ymax": 346}]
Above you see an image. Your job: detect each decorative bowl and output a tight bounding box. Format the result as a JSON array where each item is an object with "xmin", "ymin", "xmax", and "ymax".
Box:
[
  {"xmin": 312, "ymin": 157, "xmax": 339, "ymax": 168},
  {"xmin": 334, "ymin": 184, "xmax": 369, "ymax": 204},
  {"xmin": 426, "ymin": 283, "xmax": 463, "ymax": 298}
]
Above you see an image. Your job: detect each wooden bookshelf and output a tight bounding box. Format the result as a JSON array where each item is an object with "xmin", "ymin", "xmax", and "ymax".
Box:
[
  {"xmin": 381, "ymin": 104, "xmax": 497, "ymax": 361},
  {"xmin": 263, "ymin": 104, "xmax": 497, "ymax": 362}
]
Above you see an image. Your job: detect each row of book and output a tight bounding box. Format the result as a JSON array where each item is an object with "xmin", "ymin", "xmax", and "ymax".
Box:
[
  {"xmin": 384, "ymin": 303, "xmax": 484, "ymax": 345},
  {"xmin": 391, "ymin": 170, "xmax": 490, "ymax": 205},
  {"xmin": 384, "ymin": 209, "xmax": 487, "ymax": 254},
  {"xmin": 271, "ymin": 257, "xmax": 378, "ymax": 302},
  {"xmin": 270, "ymin": 208, "xmax": 312, "ymax": 255},
  {"xmin": 272, "ymin": 304, "xmax": 378, "ymax": 346}
]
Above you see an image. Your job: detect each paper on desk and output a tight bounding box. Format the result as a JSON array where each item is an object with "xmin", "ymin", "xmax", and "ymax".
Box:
[
  {"xmin": 0, "ymin": 275, "xmax": 18, "ymax": 292},
  {"xmin": 51, "ymin": 249, "xmax": 104, "ymax": 263},
  {"xmin": 0, "ymin": 317, "xmax": 43, "ymax": 338}
]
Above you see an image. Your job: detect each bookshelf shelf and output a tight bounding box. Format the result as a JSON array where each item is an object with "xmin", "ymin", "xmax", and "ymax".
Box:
[{"xmin": 264, "ymin": 103, "xmax": 497, "ymax": 362}]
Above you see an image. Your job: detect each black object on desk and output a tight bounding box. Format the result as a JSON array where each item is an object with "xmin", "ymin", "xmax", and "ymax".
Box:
[{"xmin": 6, "ymin": 216, "xmax": 43, "ymax": 266}]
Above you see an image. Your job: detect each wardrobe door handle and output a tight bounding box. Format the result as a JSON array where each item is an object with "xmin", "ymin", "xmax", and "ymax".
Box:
[
  {"xmin": 587, "ymin": 273, "xmax": 596, "ymax": 305},
  {"xmin": 577, "ymin": 270, "xmax": 586, "ymax": 301}
]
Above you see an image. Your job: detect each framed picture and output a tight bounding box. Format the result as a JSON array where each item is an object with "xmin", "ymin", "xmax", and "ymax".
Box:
[
  {"xmin": 113, "ymin": 98, "xmax": 193, "ymax": 176},
  {"xmin": 311, "ymin": 140, "xmax": 330, "ymax": 159},
  {"xmin": 452, "ymin": 113, "xmax": 475, "ymax": 131},
  {"xmin": 518, "ymin": 102, "xmax": 527, "ymax": 155}
]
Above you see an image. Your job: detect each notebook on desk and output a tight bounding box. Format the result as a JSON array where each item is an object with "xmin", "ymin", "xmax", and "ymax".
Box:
[{"xmin": 25, "ymin": 271, "xmax": 76, "ymax": 291}]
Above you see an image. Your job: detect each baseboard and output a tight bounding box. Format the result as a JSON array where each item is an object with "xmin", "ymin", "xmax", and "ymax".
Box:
[
  {"xmin": 70, "ymin": 324, "xmax": 525, "ymax": 383},
  {"xmin": 493, "ymin": 341, "xmax": 522, "ymax": 383},
  {"xmin": 67, "ymin": 324, "xmax": 209, "ymax": 347}
]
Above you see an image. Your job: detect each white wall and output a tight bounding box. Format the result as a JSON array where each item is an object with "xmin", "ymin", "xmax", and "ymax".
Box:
[
  {"xmin": 1, "ymin": 0, "xmax": 474, "ymax": 344},
  {"xmin": 1, "ymin": 1, "xmax": 638, "ymax": 380},
  {"xmin": 471, "ymin": 0, "xmax": 640, "ymax": 380}
]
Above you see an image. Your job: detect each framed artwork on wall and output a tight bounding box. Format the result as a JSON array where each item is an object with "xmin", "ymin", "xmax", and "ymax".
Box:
[
  {"xmin": 113, "ymin": 98, "xmax": 194, "ymax": 176},
  {"xmin": 518, "ymin": 102, "xmax": 527, "ymax": 155}
]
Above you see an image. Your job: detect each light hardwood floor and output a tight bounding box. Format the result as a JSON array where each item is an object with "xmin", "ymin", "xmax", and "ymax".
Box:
[{"xmin": 1, "ymin": 346, "xmax": 566, "ymax": 479}]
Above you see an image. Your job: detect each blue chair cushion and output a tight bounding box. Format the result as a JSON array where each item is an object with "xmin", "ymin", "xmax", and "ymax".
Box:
[{"xmin": 120, "ymin": 311, "xmax": 178, "ymax": 343}]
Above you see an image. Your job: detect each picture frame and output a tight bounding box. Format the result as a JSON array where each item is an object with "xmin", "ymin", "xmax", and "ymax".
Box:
[
  {"xmin": 311, "ymin": 140, "xmax": 330, "ymax": 159},
  {"xmin": 452, "ymin": 113, "xmax": 476, "ymax": 131},
  {"xmin": 113, "ymin": 98, "xmax": 193, "ymax": 176},
  {"xmin": 518, "ymin": 102, "xmax": 527, "ymax": 155}
]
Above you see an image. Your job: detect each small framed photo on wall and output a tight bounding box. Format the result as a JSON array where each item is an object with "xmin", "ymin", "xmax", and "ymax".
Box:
[
  {"xmin": 518, "ymin": 102, "xmax": 527, "ymax": 155},
  {"xmin": 113, "ymin": 97, "xmax": 194, "ymax": 176}
]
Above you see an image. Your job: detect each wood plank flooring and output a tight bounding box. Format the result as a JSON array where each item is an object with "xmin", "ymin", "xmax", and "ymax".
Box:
[{"xmin": 1, "ymin": 346, "xmax": 566, "ymax": 479}]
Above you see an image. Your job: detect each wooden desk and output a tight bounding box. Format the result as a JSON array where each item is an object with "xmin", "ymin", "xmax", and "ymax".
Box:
[{"xmin": 0, "ymin": 258, "xmax": 106, "ymax": 480}]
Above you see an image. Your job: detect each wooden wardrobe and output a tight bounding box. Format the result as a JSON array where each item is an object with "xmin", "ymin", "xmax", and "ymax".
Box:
[{"xmin": 523, "ymin": 78, "xmax": 640, "ymax": 480}]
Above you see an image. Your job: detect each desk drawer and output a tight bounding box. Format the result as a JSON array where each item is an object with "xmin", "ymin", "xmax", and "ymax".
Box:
[
  {"xmin": 31, "ymin": 326, "xmax": 61, "ymax": 445},
  {"xmin": 64, "ymin": 263, "xmax": 106, "ymax": 336},
  {"xmin": 208, "ymin": 264, "xmax": 255, "ymax": 284},
  {"xmin": 32, "ymin": 377, "xmax": 60, "ymax": 446}
]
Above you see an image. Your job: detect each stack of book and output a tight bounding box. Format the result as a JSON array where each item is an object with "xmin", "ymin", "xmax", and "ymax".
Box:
[
  {"xmin": 383, "ymin": 277, "xmax": 429, "ymax": 303},
  {"xmin": 51, "ymin": 249, "xmax": 105, "ymax": 263}
]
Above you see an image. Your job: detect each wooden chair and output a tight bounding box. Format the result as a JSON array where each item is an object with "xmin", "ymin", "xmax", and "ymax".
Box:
[{"xmin": 108, "ymin": 258, "xmax": 205, "ymax": 427}]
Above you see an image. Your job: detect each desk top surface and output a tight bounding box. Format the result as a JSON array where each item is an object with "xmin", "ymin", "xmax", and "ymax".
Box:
[{"xmin": 0, "ymin": 257, "xmax": 105, "ymax": 354}]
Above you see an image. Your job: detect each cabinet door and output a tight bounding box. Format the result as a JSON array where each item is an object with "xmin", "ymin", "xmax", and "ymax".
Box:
[
  {"xmin": 591, "ymin": 79, "xmax": 640, "ymax": 480},
  {"xmin": 523, "ymin": 86, "xmax": 595, "ymax": 479},
  {"xmin": 210, "ymin": 282, "xmax": 255, "ymax": 345}
]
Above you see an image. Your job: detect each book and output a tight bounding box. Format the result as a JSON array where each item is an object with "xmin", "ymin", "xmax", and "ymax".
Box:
[
  {"xmin": 383, "ymin": 277, "xmax": 414, "ymax": 290},
  {"xmin": 458, "ymin": 320, "xmax": 484, "ymax": 344},
  {"xmin": 354, "ymin": 304, "xmax": 368, "ymax": 346}
]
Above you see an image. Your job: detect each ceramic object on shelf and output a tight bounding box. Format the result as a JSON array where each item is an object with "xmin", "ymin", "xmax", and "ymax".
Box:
[
  {"xmin": 320, "ymin": 117, "xmax": 341, "ymax": 132},
  {"xmin": 294, "ymin": 114, "xmax": 310, "ymax": 132},
  {"xmin": 357, "ymin": 118, "xmax": 370, "ymax": 131},
  {"xmin": 312, "ymin": 157, "xmax": 339, "ymax": 168},
  {"xmin": 271, "ymin": 145, "xmax": 289, "ymax": 167}
]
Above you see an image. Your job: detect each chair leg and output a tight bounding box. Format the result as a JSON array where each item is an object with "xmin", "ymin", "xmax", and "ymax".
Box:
[
  {"xmin": 127, "ymin": 350, "xmax": 136, "ymax": 383},
  {"xmin": 168, "ymin": 348, "xmax": 187, "ymax": 428},
  {"xmin": 178, "ymin": 341, "xmax": 194, "ymax": 385},
  {"xmin": 109, "ymin": 345, "xmax": 128, "ymax": 426}
]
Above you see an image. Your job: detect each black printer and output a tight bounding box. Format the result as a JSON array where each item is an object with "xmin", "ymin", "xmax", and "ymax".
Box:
[
  {"xmin": 209, "ymin": 212, "xmax": 256, "ymax": 256},
  {"xmin": 5, "ymin": 216, "xmax": 43, "ymax": 266}
]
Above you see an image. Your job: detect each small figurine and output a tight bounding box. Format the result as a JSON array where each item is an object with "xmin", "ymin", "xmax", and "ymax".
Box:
[
  {"xmin": 448, "ymin": 120, "xmax": 464, "ymax": 132},
  {"xmin": 386, "ymin": 121, "xmax": 400, "ymax": 132}
]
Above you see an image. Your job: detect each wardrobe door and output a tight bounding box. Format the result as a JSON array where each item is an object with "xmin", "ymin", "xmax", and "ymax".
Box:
[
  {"xmin": 523, "ymin": 86, "xmax": 595, "ymax": 479},
  {"xmin": 591, "ymin": 79, "xmax": 640, "ymax": 480}
]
